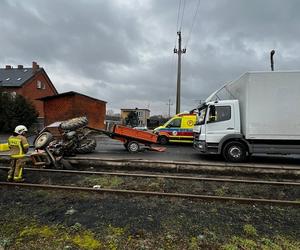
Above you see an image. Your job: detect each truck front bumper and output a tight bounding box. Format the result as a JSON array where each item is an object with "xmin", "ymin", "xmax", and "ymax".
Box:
[
  {"xmin": 194, "ymin": 140, "xmax": 220, "ymax": 154},
  {"xmin": 193, "ymin": 140, "xmax": 206, "ymax": 152}
]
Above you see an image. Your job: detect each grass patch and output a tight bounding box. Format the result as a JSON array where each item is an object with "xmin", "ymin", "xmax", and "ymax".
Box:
[
  {"xmin": 221, "ymin": 225, "xmax": 300, "ymax": 250},
  {"xmin": 80, "ymin": 175, "xmax": 124, "ymax": 188},
  {"xmin": 1, "ymin": 217, "xmax": 299, "ymax": 249}
]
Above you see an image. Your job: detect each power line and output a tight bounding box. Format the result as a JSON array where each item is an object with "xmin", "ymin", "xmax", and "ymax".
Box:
[
  {"xmin": 174, "ymin": 0, "xmax": 182, "ymax": 51},
  {"xmin": 179, "ymin": 0, "xmax": 186, "ymax": 31},
  {"xmin": 176, "ymin": 0, "xmax": 182, "ymax": 33},
  {"xmin": 185, "ymin": 0, "xmax": 201, "ymax": 48}
]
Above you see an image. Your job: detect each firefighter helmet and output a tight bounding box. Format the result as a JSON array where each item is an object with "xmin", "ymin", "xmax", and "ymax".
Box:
[{"xmin": 14, "ymin": 125, "xmax": 28, "ymax": 135}]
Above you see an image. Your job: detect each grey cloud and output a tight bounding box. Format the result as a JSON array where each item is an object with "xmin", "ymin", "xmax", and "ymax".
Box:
[{"xmin": 1, "ymin": 0, "xmax": 300, "ymax": 115}]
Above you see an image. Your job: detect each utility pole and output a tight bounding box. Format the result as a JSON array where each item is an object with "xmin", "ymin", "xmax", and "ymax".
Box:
[
  {"xmin": 174, "ymin": 31, "xmax": 186, "ymax": 114},
  {"xmin": 166, "ymin": 99, "xmax": 173, "ymax": 118}
]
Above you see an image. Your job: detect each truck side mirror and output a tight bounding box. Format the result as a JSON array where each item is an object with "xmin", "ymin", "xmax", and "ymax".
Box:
[
  {"xmin": 208, "ymin": 116, "xmax": 216, "ymax": 122},
  {"xmin": 210, "ymin": 105, "xmax": 216, "ymax": 116},
  {"xmin": 207, "ymin": 105, "xmax": 216, "ymax": 123}
]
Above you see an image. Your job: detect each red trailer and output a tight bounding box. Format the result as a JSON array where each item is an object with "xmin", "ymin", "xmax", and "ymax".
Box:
[{"xmin": 102, "ymin": 125, "xmax": 160, "ymax": 153}]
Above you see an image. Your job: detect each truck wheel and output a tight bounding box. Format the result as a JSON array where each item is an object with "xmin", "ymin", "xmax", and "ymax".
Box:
[
  {"xmin": 158, "ymin": 136, "xmax": 168, "ymax": 145},
  {"xmin": 127, "ymin": 141, "xmax": 140, "ymax": 153},
  {"xmin": 34, "ymin": 132, "xmax": 53, "ymax": 149},
  {"xmin": 223, "ymin": 141, "xmax": 247, "ymax": 162}
]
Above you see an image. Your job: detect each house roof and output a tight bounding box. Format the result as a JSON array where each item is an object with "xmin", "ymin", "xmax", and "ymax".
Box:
[
  {"xmin": 0, "ymin": 68, "xmax": 40, "ymax": 87},
  {"xmin": 38, "ymin": 91, "xmax": 107, "ymax": 103}
]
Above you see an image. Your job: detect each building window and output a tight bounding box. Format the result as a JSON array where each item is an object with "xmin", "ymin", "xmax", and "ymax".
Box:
[
  {"xmin": 37, "ymin": 80, "xmax": 45, "ymax": 89},
  {"xmin": 37, "ymin": 81, "xmax": 42, "ymax": 89},
  {"xmin": 11, "ymin": 92, "xmax": 17, "ymax": 99}
]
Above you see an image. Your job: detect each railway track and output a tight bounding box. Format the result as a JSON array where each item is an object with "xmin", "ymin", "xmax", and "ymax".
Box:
[
  {"xmin": 0, "ymin": 166, "xmax": 299, "ymax": 186},
  {"xmin": 67, "ymin": 157, "xmax": 300, "ymax": 171},
  {"xmin": 1, "ymin": 156, "xmax": 300, "ymax": 177},
  {"xmin": 0, "ymin": 181, "xmax": 299, "ymax": 206},
  {"xmin": 0, "ymin": 167, "xmax": 299, "ymax": 206}
]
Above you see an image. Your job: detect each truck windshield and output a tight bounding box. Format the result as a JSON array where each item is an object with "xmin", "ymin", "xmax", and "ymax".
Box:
[{"xmin": 196, "ymin": 106, "xmax": 207, "ymax": 125}]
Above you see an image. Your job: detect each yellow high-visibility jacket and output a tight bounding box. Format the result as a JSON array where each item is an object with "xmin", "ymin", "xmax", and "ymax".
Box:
[{"xmin": 8, "ymin": 135, "xmax": 29, "ymax": 158}]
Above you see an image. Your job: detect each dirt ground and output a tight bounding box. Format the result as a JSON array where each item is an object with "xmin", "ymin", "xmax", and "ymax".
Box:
[{"xmin": 0, "ymin": 169, "xmax": 299, "ymax": 249}]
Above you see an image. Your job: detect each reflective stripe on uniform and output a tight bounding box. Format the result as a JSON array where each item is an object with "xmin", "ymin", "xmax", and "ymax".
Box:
[
  {"xmin": 8, "ymin": 137, "xmax": 25, "ymax": 158},
  {"xmin": 14, "ymin": 167, "xmax": 23, "ymax": 180}
]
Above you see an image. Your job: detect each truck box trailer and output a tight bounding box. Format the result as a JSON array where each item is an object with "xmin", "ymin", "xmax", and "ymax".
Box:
[{"xmin": 193, "ymin": 71, "xmax": 300, "ymax": 162}]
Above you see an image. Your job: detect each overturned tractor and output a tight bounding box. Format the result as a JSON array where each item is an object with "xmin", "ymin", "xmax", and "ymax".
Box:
[{"xmin": 31, "ymin": 117, "xmax": 96, "ymax": 169}]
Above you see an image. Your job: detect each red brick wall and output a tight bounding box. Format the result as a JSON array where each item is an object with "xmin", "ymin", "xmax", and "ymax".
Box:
[
  {"xmin": 44, "ymin": 94, "xmax": 106, "ymax": 129},
  {"xmin": 43, "ymin": 95, "xmax": 74, "ymax": 125},
  {"xmin": 73, "ymin": 95, "xmax": 106, "ymax": 129},
  {"xmin": 22, "ymin": 71, "xmax": 57, "ymax": 117}
]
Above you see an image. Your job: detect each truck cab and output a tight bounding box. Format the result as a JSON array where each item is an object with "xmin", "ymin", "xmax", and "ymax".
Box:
[
  {"xmin": 154, "ymin": 113, "xmax": 197, "ymax": 144},
  {"xmin": 193, "ymin": 100, "xmax": 245, "ymax": 161}
]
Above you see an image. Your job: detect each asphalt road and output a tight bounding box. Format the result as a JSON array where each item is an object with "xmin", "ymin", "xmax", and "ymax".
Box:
[
  {"xmin": 91, "ymin": 136, "xmax": 300, "ymax": 167},
  {"xmin": 1, "ymin": 134, "xmax": 300, "ymax": 167}
]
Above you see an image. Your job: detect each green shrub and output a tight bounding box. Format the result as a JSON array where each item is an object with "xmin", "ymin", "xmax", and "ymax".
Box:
[{"xmin": 0, "ymin": 92, "xmax": 38, "ymax": 132}]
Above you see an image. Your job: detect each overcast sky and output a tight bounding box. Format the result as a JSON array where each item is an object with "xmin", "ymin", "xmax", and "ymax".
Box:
[{"xmin": 1, "ymin": 0, "xmax": 300, "ymax": 116}]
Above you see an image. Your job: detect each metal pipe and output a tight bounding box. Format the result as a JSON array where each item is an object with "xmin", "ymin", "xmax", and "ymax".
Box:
[{"xmin": 270, "ymin": 50, "xmax": 275, "ymax": 71}]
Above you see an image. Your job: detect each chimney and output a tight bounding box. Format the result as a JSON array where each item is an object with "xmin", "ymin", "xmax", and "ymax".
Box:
[
  {"xmin": 18, "ymin": 65, "xmax": 23, "ymax": 69},
  {"xmin": 5, "ymin": 65, "xmax": 12, "ymax": 69},
  {"xmin": 32, "ymin": 61, "xmax": 39, "ymax": 72}
]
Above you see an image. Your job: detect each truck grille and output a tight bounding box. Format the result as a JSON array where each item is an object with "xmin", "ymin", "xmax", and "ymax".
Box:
[{"xmin": 193, "ymin": 132, "xmax": 200, "ymax": 139}]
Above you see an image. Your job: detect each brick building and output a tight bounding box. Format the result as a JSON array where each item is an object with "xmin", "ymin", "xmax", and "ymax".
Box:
[
  {"xmin": 39, "ymin": 91, "xmax": 106, "ymax": 129},
  {"xmin": 0, "ymin": 62, "xmax": 58, "ymax": 119}
]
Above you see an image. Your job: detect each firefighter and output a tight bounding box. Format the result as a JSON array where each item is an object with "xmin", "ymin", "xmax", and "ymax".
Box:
[{"xmin": 7, "ymin": 125, "xmax": 29, "ymax": 182}]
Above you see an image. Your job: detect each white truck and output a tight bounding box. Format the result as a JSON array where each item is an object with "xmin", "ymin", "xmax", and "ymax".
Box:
[{"xmin": 193, "ymin": 71, "xmax": 300, "ymax": 162}]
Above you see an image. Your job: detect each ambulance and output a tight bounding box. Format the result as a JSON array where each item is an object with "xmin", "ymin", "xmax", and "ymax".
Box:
[{"xmin": 153, "ymin": 112, "xmax": 197, "ymax": 144}]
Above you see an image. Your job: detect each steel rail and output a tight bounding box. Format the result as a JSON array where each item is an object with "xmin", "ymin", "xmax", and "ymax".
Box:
[
  {"xmin": 0, "ymin": 181, "xmax": 299, "ymax": 206},
  {"xmin": 1, "ymin": 155, "xmax": 300, "ymax": 171},
  {"xmin": 0, "ymin": 167, "xmax": 298, "ymax": 187},
  {"xmin": 67, "ymin": 157, "xmax": 300, "ymax": 171}
]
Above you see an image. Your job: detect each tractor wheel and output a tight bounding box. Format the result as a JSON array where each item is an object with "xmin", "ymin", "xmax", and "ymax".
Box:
[
  {"xmin": 34, "ymin": 132, "xmax": 53, "ymax": 149},
  {"xmin": 60, "ymin": 117, "xmax": 88, "ymax": 131},
  {"xmin": 75, "ymin": 139, "xmax": 97, "ymax": 154}
]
